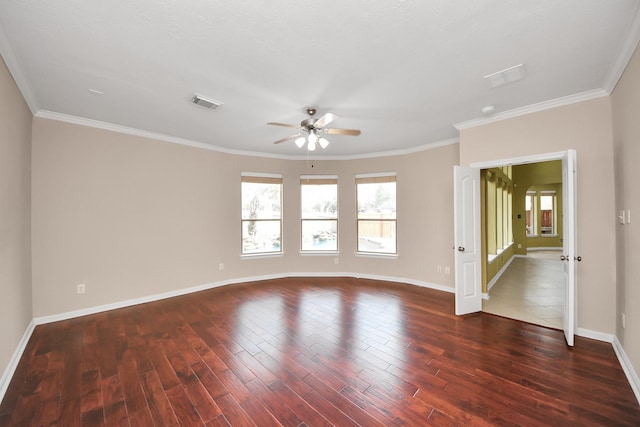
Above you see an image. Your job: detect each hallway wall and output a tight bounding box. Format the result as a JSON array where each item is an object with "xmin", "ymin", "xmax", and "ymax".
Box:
[
  {"xmin": 0, "ymin": 55, "xmax": 32, "ymax": 390},
  {"xmin": 612, "ymin": 42, "xmax": 640, "ymax": 383}
]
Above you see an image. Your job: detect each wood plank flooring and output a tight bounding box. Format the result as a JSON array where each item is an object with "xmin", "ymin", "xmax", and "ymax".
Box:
[{"xmin": 1, "ymin": 277, "xmax": 639, "ymax": 426}]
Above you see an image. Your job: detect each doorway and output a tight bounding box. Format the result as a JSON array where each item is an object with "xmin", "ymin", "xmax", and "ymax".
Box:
[
  {"xmin": 482, "ymin": 161, "xmax": 564, "ymax": 328},
  {"xmin": 454, "ymin": 150, "xmax": 577, "ymax": 345}
]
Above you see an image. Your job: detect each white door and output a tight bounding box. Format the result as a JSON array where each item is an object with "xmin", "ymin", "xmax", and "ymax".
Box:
[
  {"xmin": 454, "ymin": 166, "xmax": 482, "ymax": 315},
  {"xmin": 562, "ymin": 150, "xmax": 578, "ymax": 346}
]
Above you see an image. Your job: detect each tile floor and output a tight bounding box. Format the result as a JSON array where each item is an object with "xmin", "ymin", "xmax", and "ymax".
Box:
[{"xmin": 482, "ymin": 250, "xmax": 564, "ymax": 329}]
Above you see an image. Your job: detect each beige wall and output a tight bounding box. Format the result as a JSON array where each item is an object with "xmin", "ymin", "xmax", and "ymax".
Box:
[
  {"xmin": 0, "ymin": 56, "xmax": 32, "ymax": 381},
  {"xmin": 459, "ymin": 96, "xmax": 617, "ymax": 334},
  {"xmin": 31, "ymin": 117, "xmax": 459, "ymax": 317},
  {"xmin": 612, "ymin": 43, "xmax": 640, "ymax": 377}
]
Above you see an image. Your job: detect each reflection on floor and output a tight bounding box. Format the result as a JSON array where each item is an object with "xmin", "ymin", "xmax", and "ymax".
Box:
[{"xmin": 482, "ymin": 250, "xmax": 563, "ymax": 329}]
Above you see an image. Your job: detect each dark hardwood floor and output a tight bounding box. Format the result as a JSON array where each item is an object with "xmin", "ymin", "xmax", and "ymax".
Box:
[{"xmin": 1, "ymin": 277, "xmax": 639, "ymax": 426}]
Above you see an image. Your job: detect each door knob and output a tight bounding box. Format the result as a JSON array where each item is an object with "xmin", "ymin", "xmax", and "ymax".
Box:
[
  {"xmin": 574, "ymin": 256, "xmax": 582, "ymax": 262},
  {"xmin": 458, "ymin": 246, "xmax": 465, "ymax": 252},
  {"xmin": 560, "ymin": 255, "xmax": 568, "ymax": 261}
]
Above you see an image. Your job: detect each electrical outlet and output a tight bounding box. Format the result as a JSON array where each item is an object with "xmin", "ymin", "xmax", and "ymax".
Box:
[
  {"xmin": 622, "ymin": 313, "xmax": 626, "ymax": 329},
  {"xmin": 76, "ymin": 283, "xmax": 86, "ymax": 294},
  {"xmin": 517, "ymin": 244, "xmax": 522, "ymax": 249},
  {"xmin": 218, "ymin": 263, "xmax": 224, "ymax": 271},
  {"xmin": 628, "ymin": 209, "xmax": 631, "ymax": 224},
  {"xmin": 437, "ymin": 266, "xmax": 443, "ymax": 273},
  {"xmin": 444, "ymin": 267, "xmax": 451, "ymax": 275},
  {"xmin": 334, "ymin": 258, "xmax": 339, "ymax": 265}
]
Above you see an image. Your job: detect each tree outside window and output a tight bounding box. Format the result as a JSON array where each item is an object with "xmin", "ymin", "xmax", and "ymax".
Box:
[
  {"xmin": 241, "ymin": 175, "xmax": 282, "ymax": 255},
  {"xmin": 300, "ymin": 176, "xmax": 338, "ymax": 251}
]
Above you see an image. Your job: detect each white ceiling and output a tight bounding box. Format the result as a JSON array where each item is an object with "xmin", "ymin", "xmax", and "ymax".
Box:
[{"xmin": 1, "ymin": 0, "xmax": 639, "ymax": 158}]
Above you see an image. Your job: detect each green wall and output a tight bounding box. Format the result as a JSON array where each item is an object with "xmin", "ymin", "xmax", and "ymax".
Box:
[{"xmin": 483, "ymin": 160, "xmax": 563, "ymax": 290}]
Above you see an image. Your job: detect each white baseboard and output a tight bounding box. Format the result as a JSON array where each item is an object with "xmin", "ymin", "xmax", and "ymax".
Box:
[
  {"xmin": 527, "ymin": 247, "xmax": 562, "ymax": 251},
  {"xmin": 612, "ymin": 336, "xmax": 640, "ymax": 405},
  {"xmin": 34, "ymin": 273, "xmax": 454, "ymax": 325},
  {"xmin": 487, "ymin": 254, "xmax": 515, "ymax": 292},
  {"xmin": 576, "ymin": 327, "xmax": 615, "ymax": 343},
  {"xmin": 577, "ymin": 328, "xmax": 640, "ymax": 405},
  {"xmin": 0, "ymin": 319, "xmax": 36, "ymax": 404}
]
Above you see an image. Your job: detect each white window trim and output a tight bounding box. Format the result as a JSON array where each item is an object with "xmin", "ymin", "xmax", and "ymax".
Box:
[
  {"xmin": 355, "ymin": 251, "xmax": 399, "ymax": 259},
  {"xmin": 300, "ymin": 175, "xmax": 339, "ymax": 253},
  {"xmin": 356, "ymin": 172, "xmax": 397, "ymax": 255},
  {"xmin": 241, "ymin": 172, "xmax": 284, "ymax": 256},
  {"xmin": 299, "ymin": 251, "xmax": 340, "ymax": 256},
  {"xmin": 241, "ymin": 172, "xmax": 283, "ymax": 179},
  {"xmin": 355, "ymin": 172, "xmax": 397, "ymax": 179}
]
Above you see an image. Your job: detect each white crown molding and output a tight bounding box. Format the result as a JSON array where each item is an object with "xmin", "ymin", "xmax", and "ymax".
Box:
[
  {"xmin": 34, "ymin": 110, "xmax": 296, "ymax": 160},
  {"xmin": 453, "ymin": 89, "xmax": 609, "ymax": 131},
  {"xmin": 0, "ymin": 21, "xmax": 39, "ymax": 113},
  {"xmin": 35, "ymin": 109, "xmax": 459, "ymax": 161},
  {"xmin": 603, "ymin": 2, "xmax": 640, "ymax": 93},
  {"xmin": 335, "ymin": 137, "xmax": 460, "ymax": 160}
]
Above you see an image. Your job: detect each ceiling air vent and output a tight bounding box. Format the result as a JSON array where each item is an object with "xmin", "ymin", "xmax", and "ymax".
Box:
[
  {"xmin": 484, "ymin": 64, "xmax": 526, "ymax": 89},
  {"xmin": 191, "ymin": 94, "xmax": 222, "ymax": 110}
]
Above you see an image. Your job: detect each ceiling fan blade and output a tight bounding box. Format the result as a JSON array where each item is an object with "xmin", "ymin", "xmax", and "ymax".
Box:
[
  {"xmin": 267, "ymin": 122, "xmax": 300, "ymax": 129},
  {"xmin": 324, "ymin": 128, "xmax": 361, "ymax": 136},
  {"xmin": 313, "ymin": 113, "xmax": 338, "ymax": 129},
  {"xmin": 273, "ymin": 133, "xmax": 302, "ymax": 144}
]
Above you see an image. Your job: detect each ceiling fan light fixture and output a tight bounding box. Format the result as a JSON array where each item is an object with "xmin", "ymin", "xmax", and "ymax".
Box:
[
  {"xmin": 307, "ymin": 130, "xmax": 318, "ymax": 144},
  {"xmin": 267, "ymin": 106, "xmax": 361, "ymax": 150}
]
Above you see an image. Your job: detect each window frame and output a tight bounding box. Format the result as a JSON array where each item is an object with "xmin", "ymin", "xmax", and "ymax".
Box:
[
  {"xmin": 240, "ymin": 173, "xmax": 283, "ymax": 256},
  {"xmin": 300, "ymin": 175, "xmax": 339, "ymax": 254},
  {"xmin": 355, "ymin": 172, "xmax": 397, "ymax": 256},
  {"xmin": 539, "ymin": 190, "xmax": 557, "ymax": 236},
  {"xmin": 525, "ymin": 191, "xmax": 537, "ymax": 236}
]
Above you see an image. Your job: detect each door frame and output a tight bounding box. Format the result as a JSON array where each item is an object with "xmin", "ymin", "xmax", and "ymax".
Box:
[{"xmin": 456, "ymin": 150, "xmax": 577, "ymax": 344}]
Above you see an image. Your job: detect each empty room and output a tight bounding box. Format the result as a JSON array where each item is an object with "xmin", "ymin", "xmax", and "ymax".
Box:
[{"xmin": 2, "ymin": 1, "xmax": 640, "ymax": 425}]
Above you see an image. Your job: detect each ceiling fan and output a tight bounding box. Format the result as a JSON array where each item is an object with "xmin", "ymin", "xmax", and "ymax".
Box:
[{"xmin": 268, "ymin": 107, "xmax": 361, "ymax": 151}]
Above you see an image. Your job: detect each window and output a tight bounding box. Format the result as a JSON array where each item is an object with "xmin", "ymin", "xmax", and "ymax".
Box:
[
  {"xmin": 356, "ymin": 173, "xmax": 396, "ymax": 254},
  {"xmin": 525, "ymin": 191, "xmax": 536, "ymax": 235},
  {"xmin": 241, "ymin": 174, "xmax": 282, "ymax": 255},
  {"xmin": 485, "ymin": 168, "xmax": 513, "ymax": 261},
  {"xmin": 540, "ymin": 191, "xmax": 556, "ymax": 235},
  {"xmin": 300, "ymin": 176, "xmax": 338, "ymax": 252}
]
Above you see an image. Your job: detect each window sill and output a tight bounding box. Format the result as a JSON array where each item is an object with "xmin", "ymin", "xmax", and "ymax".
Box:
[
  {"xmin": 526, "ymin": 234, "xmax": 539, "ymax": 238},
  {"xmin": 488, "ymin": 243, "xmax": 513, "ymax": 263},
  {"xmin": 241, "ymin": 252, "xmax": 284, "ymax": 259},
  {"xmin": 540, "ymin": 234, "xmax": 558, "ymax": 238},
  {"xmin": 299, "ymin": 251, "xmax": 339, "ymax": 256},
  {"xmin": 355, "ymin": 252, "xmax": 398, "ymax": 259}
]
